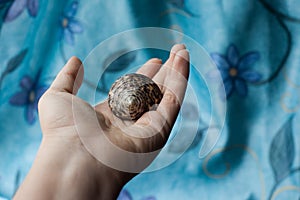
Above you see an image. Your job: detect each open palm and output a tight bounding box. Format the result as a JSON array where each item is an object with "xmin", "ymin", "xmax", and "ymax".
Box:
[{"xmin": 38, "ymin": 44, "xmax": 189, "ymax": 173}]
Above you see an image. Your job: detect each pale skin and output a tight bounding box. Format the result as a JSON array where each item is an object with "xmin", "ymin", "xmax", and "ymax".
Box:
[{"xmin": 13, "ymin": 44, "xmax": 189, "ymax": 200}]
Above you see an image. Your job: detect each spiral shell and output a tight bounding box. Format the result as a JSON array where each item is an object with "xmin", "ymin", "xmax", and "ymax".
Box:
[{"xmin": 108, "ymin": 73, "xmax": 163, "ymax": 120}]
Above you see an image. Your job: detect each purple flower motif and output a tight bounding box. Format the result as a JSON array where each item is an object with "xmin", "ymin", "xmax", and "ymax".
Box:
[
  {"xmin": 4, "ymin": 0, "xmax": 38, "ymax": 22},
  {"xmin": 60, "ymin": 1, "xmax": 83, "ymax": 45},
  {"xmin": 9, "ymin": 75, "xmax": 48, "ymax": 124},
  {"xmin": 207, "ymin": 44, "xmax": 262, "ymax": 99}
]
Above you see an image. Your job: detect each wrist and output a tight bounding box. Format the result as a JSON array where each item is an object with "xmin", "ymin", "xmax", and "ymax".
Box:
[
  {"xmin": 15, "ymin": 134, "xmax": 126, "ymax": 200},
  {"xmin": 41, "ymin": 135, "xmax": 126, "ymax": 199}
]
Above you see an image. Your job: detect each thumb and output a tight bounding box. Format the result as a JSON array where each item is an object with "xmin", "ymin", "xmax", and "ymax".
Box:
[{"xmin": 50, "ymin": 56, "xmax": 84, "ymax": 95}]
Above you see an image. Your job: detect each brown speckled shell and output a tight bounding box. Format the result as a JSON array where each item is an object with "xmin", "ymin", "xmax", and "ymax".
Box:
[{"xmin": 108, "ymin": 73, "xmax": 163, "ymax": 120}]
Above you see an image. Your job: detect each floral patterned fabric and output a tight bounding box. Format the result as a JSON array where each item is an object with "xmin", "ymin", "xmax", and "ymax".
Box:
[{"xmin": 0, "ymin": 0, "xmax": 300, "ymax": 199}]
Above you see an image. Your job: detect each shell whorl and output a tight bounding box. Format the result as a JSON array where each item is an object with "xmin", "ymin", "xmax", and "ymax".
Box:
[{"xmin": 108, "ymin": 73, "xmax": 163, "ymax": 120}]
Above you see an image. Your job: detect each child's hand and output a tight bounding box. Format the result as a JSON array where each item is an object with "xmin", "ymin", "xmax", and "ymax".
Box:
[{"xmin": 14, "ymin": 44, "xmax": 189, "ymax": 200}]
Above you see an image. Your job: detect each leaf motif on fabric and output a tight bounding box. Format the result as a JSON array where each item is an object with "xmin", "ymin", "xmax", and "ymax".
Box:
[
  {"xmin": 104, "ymin": 50, "xmax": 137, "ymax": 72},
  {"xmin": 246, "ymin": 193, "xmax": 257, "ymax": 200},
  {"xmin": 269, "ymin": 116, "xmax": 295, "ymax": 182},
  {"xmin": 169, "ymin": 0, "xmax": 184, "ymax": 8},
  {"xmin": 97, "ymin": 50, "xmax": 137, "ymax": 92},
  {"xmin": 0, "ymin": 49, "xmax": 28, "ymax": 88},
  {"xmin": 6, "ymin": 49, "xmax": 28, "ymax": 73},
  {"xmin": 13, "ymin": 170, "xmax": 21, "ymax": 196}
]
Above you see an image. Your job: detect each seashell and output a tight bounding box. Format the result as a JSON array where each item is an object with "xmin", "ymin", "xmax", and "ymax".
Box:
[{"xmin": 108, "ymin": 73, "xmax": 163, "ymax": 120}]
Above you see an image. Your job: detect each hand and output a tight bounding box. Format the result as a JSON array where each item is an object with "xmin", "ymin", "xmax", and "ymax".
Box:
[{"xmin": 14, "ymin": 44, "xmax": 189, "ymax": 200}]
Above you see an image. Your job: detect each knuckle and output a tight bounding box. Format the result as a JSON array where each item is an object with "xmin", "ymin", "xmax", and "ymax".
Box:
[{"xmin": 163, "ymin": 92, "xmax": 179, "ymax": 106}]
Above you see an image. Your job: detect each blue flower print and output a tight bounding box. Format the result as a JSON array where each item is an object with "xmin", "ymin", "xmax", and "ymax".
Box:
[
  {"xmin": 207, "ymin": 44, "xmax": 262, "ymax": 99},
  {"xmin": 5, "ymin": 0, "xmax": 38, "ymax": 22},
  {"xmin": 9, "ymin": 75, "xmax": 48, "ymax": 124},
  {"xmin": 60, "ymin": 1, "xmax": 83, "ymax": 45}
]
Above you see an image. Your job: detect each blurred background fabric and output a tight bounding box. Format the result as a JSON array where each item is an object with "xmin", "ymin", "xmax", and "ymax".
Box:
[{"xmin": 0, "ymin": 0, "xmax": 300, "ymax": 199}]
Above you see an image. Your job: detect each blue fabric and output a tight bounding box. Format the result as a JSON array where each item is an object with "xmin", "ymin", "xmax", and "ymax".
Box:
[{"xmin": 1, "ymin": 0, "xmax": 300, "ymax": 199}]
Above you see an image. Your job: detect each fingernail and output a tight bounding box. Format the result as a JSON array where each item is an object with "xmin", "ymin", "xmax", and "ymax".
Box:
[{"xmin": 171, "ymin": 44, "xmax": 186, "ymax": 54}]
